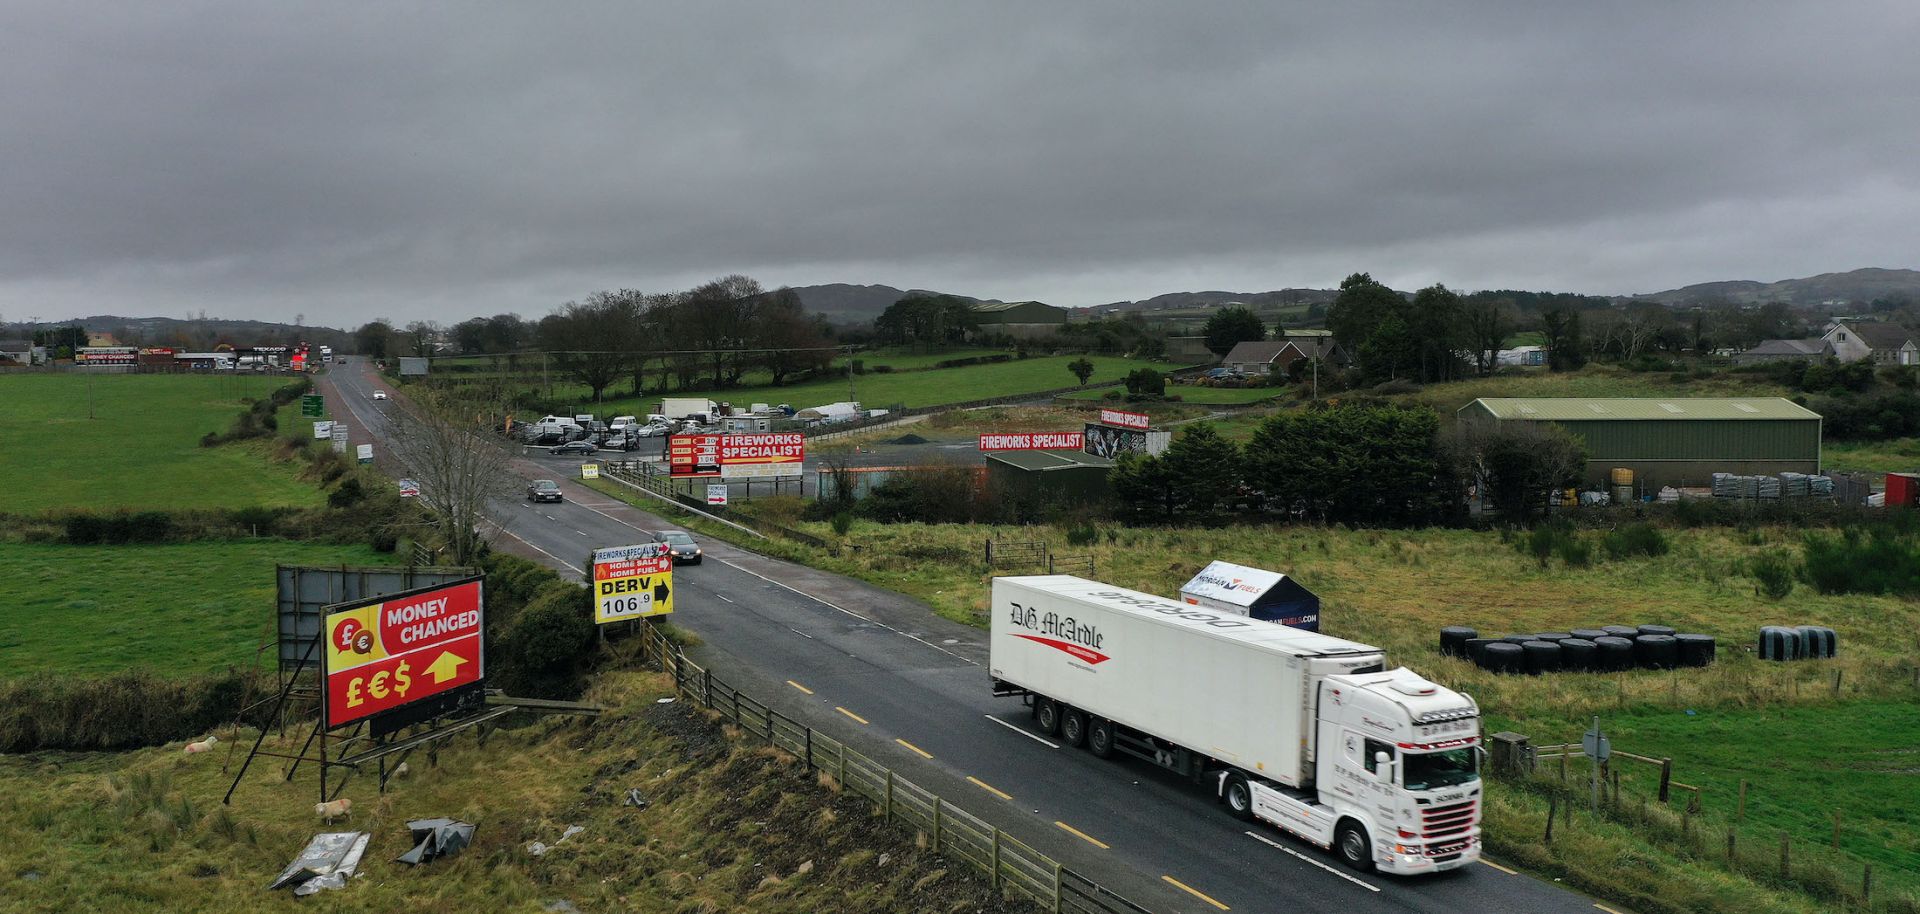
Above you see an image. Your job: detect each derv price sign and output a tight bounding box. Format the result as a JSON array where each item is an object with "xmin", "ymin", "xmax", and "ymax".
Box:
[
  {"xmin": 322, "ymin": 577, "xmax": 485, "ymax": 729},
  {"xmin": 592, "ymin": 543, "xmax": 673, "ymax": 623}
]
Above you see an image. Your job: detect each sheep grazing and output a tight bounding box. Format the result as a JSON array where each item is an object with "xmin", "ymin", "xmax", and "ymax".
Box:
[
  {"xmin": 315, "ymin": 797, "xmax": 353, "ymax": 824},
  {"xmin": 184, "ymin": 736, "xmax": 218, "ymax": 754},
  {"xmin": 391, "ymin": 762, "xmax": 410, "ymax": 780}
]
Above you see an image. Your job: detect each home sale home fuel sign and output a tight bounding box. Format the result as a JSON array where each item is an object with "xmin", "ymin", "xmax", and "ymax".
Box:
[{"xmin": 323, "ymin": 578, "xmax": 485, "ymax": 729}]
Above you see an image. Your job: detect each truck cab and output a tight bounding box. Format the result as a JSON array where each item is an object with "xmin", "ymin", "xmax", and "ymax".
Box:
[{"xmin": 1281, "ymin": 669, "xmax": 1482, "ymax": 874}]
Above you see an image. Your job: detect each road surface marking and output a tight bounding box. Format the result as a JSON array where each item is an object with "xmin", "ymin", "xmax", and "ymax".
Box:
[
  {"xmin": 835, "ymin": 706, "xmax": 869, "ymax": 725},
  {"xmin": 985, "ymin": 714, "xmax": 1060, "ymax": 748},
  {"xmin": 786, "ymin": 680, "xmax": 813, "ymax": 695},
  {"xmin": 894, "ymin": 738, "xmax": 933, "ymax": 759},
  {"xmin": 493, "ymin": 526, "xmax": 587, "ymax": 575},
  {"xmin": 1594, "ymin": 906, "xmax": 1628, "ymax": 914},
  {"xmin": 575, "ymin": 530, "xmax": 588, "ymax": 536},
  {"xmin": 1243, "ymin": 831, "xmax": 1379, "ymax": 892},
  {"xmin": 1161, "ymin": 875, "xmax": 1229, "ymax": 910},
  {"xmin": 967, "ymin": 776, "xmax": 1012, "ymax": 800},
  {"xmin": 715, "ymin": 593, "xmax": 734, "ymax": 604},
  {"xmin": 789, "ymin": 627, "xmax": 815, "ymax": 639},
  {"xmin": 1480, "ymin": 859, "xmax": 1518, "ymax": 875},
  {"xmin": 706, "ymin": 555, "xmax": 978, "ymax": 665},
  {"xmin": 1055, "ymin": 821, "xmax": 1109, "ymax": 849}
]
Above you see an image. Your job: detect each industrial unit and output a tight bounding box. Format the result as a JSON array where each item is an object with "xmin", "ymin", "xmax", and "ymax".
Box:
[
  {"xmin": 1457, "ymin": 397, "xmax": 1823, "ymax": 489},
  {"xmin": 983, "ymin": 449, "xmax": 1114, "ymax": 503}
]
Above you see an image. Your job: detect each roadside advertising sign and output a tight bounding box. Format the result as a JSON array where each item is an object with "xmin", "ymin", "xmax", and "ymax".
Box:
[
  {"xmin": 580, "ymin": 464, "xmax": 600, "ymax": 479},
  {"xmin": 591, "ymin": 543, "xmax": 673, "ymax": 623},
  {"xmin": 1084, "ymin": 423, "xmax": 1150, "ymax": 459},
  {"xmin": 356, "ymin": 443, "xmax": 374, "ymax": 464},
  {"xmin": 977, "ymin": 432, "xmax": 1085, "ymax": 452},
  {"xmin": 397, "ymin": 479, "xmax": 420, "ymax": 498},
  {"xmin": 301, "ymin": 394, "xmax": 324, "ymax": 417},
  {"xmin": 667, "ymin": 433, "xmax": 804, "ymax": 478},
  {"xmin": 313, "ymin": 420, "xmax": 334, "ymax": 440},
  {"xmin": 75, "ymin": 347, "xmax": 139, "ymax": 366},
  {"xmin": 332, "ymin": 423, "xmax": 349, "ymax": 442},
  {"xmin": 322, "ymin": 577, "xmax": 485, "ymax": 730},
  {"xmin": 706, "ymin": 484, "xmax": 729, "ymax": 506},
  {"xmin": 1097, "ymin": 408, "xmax": 1150, "ymax": 430}
]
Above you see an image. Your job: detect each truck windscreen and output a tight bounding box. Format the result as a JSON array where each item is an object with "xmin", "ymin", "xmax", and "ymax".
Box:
[{"xmin": 1402, "ymin": 748, "xmax": 1478, "ymax": 790}]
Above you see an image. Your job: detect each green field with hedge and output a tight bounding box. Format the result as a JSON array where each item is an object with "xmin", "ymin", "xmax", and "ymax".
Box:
[{"xmin": 0, "ymin": 373, "xmax": 324, "ymax": 513}]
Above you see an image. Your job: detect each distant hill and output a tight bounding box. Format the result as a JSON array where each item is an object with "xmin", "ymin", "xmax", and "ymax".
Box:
[
  {"xmin": 1640, "ymin": 268, "xmax": 1920, "ymax": 308},
  {"xmin": 1083, "ymin": 289, "xmax": 1338, "ymax": 315},
  {"xmin": 787, "ymin": 284, "xmax": 983, "ymax": 320}
]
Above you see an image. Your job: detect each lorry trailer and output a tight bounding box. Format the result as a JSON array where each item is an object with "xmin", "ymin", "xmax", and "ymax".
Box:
[{"xmin": 988, "ymin": 576, "xmax": 1482, "ymax": 875}]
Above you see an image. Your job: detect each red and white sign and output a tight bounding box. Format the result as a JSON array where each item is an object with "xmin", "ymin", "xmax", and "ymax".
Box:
[
  {"xmin": 75, "ymin": 347, "xmax": 139, "ymax": 366},
  {"xmin": 1098, "ymin": 408, "xmax": 1150, "ymax": 430},
  {"xmin": 668, "ymin": 432, "xmax": 805, "ymax": 478},
  {"xmin": 977, "ymin": 432, "xmax": 1087, "ymax": 451},
  {"xmin": 323, "ymin": 578, "xmax": 485, "ymax": 729}
]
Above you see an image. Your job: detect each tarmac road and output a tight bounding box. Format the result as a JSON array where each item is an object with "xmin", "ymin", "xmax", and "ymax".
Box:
[{"xmin": 320, "ymin": 365, "xmax": 1622, "ymax": 914}]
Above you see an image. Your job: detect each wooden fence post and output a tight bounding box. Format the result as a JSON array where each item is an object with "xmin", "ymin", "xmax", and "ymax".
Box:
[
  {"xmin": 1725, "ymin": 828, "xmax": 1735, "ymax": 864},
  {"xmin": 1053, "ymin": 862, "xmax": 1063, "ymax": 913},
  {"xmin": 1779, "ymin": 832, "xmax": 1790, "ymax": 878},
  {"xmin": 1657, "ymin": 758, "xmax": 1673, "ymax": 803},
  {"xmin": 838, "ymin": 741, "xmax": 846, "ymax": 788},
  {"xmin": 804, "ymin": 728, "xmax": 813, "ymax": 768},
  {"xmin": 932, "ymin": 797, "xmax": 942, "ymax": 852},
  {"xmin": 1863, "ymin": 864, "xmax": 1873, "ymax": 903},
  {"xmin": 1544, "ymin": 797, "xmax": 1557, "ymax": 844},
  {"xmin": 1737, "ymin": 779, "xmax": 1747, "ymax": 821},
  {"xmin": 992, "ymin": 829, "xmax": 1002, "ymax": 889},
  {"xmin": 884, "ymin": 770, "xmax": 894, "ymax": 820},
  {"xmin": 1832, "ymin": 811, "xmax": 1841, "ymax": 849}
]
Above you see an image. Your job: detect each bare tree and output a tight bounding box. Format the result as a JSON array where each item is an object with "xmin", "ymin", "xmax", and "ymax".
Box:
[{"xmin": 385, "ymin": 389, "xmax": 518, "ymax": 565}]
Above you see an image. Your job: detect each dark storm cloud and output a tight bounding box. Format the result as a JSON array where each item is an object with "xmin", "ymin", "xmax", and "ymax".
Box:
[{"xmin": 2, "ymin": 3, "xmax": 1916, "ymax": 325}]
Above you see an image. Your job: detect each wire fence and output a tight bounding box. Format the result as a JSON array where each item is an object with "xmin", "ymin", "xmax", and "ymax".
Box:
[{"xmin": 636, "ymin": 624, "xmax": 1155, "ymax": 914}]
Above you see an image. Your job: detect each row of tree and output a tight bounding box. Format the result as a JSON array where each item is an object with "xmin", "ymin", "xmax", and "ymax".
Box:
[{"xmin": 1108, "ymin": 404, "xmax": 1587, "ymax": 525}]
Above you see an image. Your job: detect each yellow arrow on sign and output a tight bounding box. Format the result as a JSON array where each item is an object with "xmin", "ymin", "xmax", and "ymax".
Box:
[{"xmin": 424, "ymin": 650, "xmax": 469, "ymax": 684}]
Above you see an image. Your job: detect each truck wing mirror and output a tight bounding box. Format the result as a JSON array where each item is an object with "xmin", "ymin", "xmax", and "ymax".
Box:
[{"xmin": 1373, "ymin": 750, "xmax": 1393, "ymax": 778}]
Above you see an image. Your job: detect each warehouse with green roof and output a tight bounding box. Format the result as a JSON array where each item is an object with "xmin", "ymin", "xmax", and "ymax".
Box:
[{"xmin": 1457, "ymin": 397, "xmax": 1823, "ymax": 489}]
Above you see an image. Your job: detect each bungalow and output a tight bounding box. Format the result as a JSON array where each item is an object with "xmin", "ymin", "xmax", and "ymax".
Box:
[
  {"xmin": 0, "ymin": 339, "xmax": 42, "ymax": 365},
  {"xmin": 1220, "ymin": 338, "xmax": 1349, "ymax": 377},
  {"xmin": 1821, "ymin": 320, "xmax": 1918, "ymax": 365},
  {"xmin": 1730, "ymin": 338, "xmax": 1834, "ymax": 367}
]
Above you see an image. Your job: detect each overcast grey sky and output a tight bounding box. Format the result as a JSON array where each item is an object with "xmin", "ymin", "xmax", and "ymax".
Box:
[{"xmin": 3, "ymin": 3, "xmax": 1916, "ymax": 327}]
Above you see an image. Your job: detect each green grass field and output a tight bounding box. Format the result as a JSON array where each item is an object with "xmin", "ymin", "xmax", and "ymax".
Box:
[
  {"xmin": 1822, "ymin": 437, "xmax": 1920, "ymax": 477},
  {"xmin": 0, "ymin": 541, "xmax": 395, "ymax": 678},
  {"xmin": 580, "ymin": 353, "xmax": 1163, "ymax": 414},
  {"xmin": 1064, "ymin": 383, "xmax": 1285, "ymax": 405},
  {"xmin": 0, "ymin": 373, "xmax": 325, "ymax": 513},
  {"xmin": 1402, "ymin": 364, "xmax": 1792, "ymax": 415}
]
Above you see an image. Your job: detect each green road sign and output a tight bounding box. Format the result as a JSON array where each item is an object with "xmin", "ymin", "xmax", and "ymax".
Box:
[{"xmin": 301, "ymin": 394, "xmax": 324, "ymax": 417}]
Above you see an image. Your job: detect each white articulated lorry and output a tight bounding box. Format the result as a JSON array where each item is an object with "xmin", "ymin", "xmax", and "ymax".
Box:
[{"xmin": 989, "ymin": 576, "xmax": 1482, "ymax": 875}]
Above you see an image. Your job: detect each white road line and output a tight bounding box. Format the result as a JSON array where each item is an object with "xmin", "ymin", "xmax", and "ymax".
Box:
[
  {"xmin": 789, "ymin": 627, "xmax": 815, "ymax": 639},
  {"xmin": 489, "ymin": 523, "xmax": 586, "ymax": 575},
  {"xmin": 985, "ymin": 714, "xmax": 1060, "ymax": 749},
  {"xmin": 715, "ymin": 594, "xmax": 734, "ymax": 604},
  {"xmin": 1242, "ymin": 831, "xmax": 1380, "ymax": 892},
  {"xmin": 575, "ymin": 530, "xmax": 588, "ymax": 536}
]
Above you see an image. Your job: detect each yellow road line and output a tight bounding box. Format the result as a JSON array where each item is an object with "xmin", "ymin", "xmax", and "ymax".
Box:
[
  {"xmin": 895, "ymin": 738, "xmax": 933, "ymax": 759},
  {"xmin": 1481, "ymin": 858, "xmax": 1519, "ymax": 875},
  {"xmin": 786, "ymin": 680, "xmax": 813, "ymax": 695},
  {"xmin": 1055, "ymin": 821, "xmax": 1109, "ymax": 849},
  {"xmin": 967, "ymin": 776, "xmax": 1012, "ymax": 800},
  {"xmin": 1162, "ymin": 875, "xmax": 1229, "ymax": 910},
  {"xmin": 1594, "ymin": 905, "xmax": 1629, "ymax": 914},
  {"xmin": 835, "ymin": 706, "xmax": 869, "ymax": 725}
]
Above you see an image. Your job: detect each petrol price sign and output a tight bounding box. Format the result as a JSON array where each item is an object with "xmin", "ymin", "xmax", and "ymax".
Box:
[
  {"xmin": 591, "ymin": 543, "xmax": 673, "ymax": 623},
  {"xmin": 322, "ymin": 577, "xmax": 485, "ymax": 729}
]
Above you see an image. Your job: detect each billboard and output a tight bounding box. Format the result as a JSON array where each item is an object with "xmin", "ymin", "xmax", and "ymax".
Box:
[
  {"xmin": 667, "ymin": 432, "xmax": 804, "ymax": 478},
  {"xmin": 592, "ymin": 543, "xmax": 674, "ymax": 623},
  {"xmin": 978, "ymin": 432, "xmax": 1085, "ymax": 452},
  {"xmin": 322, "ymin": 577, "xmax": 485, "ymax": 730},
  {"xmin": 1098, "ymin": 408, "xmax": 1150, "ymax": 430},
  {"xmin": 398, "ymin": 357, "xmax": 430, "ymax": 376},
  {"xmin": 75, "ymin": 347, "xmax": 139, "ymax": 366},
  {"xmin": 1084, "ymin": 423, "xmax": 1150, "ymax": 459}
]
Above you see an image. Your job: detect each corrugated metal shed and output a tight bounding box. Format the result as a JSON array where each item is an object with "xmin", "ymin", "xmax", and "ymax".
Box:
[
  {"xmin": 1458, "ymin": 397, "xmax": 1823, "ymax": 488},
  {"xmin": 984, "ymin": 449, "xmax": 1113, "ymax": 503},
  {"xmin": 1466, "ymin": 398, "xmax": 1820, "ymax": 421}
]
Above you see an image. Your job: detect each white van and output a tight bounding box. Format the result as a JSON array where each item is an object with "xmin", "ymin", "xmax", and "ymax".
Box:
[{"xmin": 608, "ymin": 415, "xmax": 640, "ymax": 433}]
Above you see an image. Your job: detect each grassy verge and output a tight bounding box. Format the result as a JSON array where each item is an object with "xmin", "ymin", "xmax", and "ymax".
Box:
[
  {"xmin": 0, "ymin": 541, "xmax": 398, "ymax": 678},
  {"xmin": 0, "ymin": 373, "xmax": 325, "ymax": 512},
  {"xmin": 1064, "ymin": 384, "xmax": 1285, "ymax": 405},
  {"xmin": 0, "ymin": 669, "xmax": 1035, "ymax": 913},
  {"xmin": 1822, "ymin": 437, "xmax": 1920, "ymax": 477}
]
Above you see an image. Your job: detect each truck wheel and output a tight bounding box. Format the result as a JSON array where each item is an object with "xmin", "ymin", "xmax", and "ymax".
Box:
[
  {"xmin": 1222, "ymin": 773, "xmax": 1255, "ymax": 821},
  {"xmin": 1088, "ymin": 717, "xmax": 1115, "ymax": 759},
  {"xmin": 1061, "ymin": 708, "xmax": 1088, "ymax": 748},
  {"xmin": 1336, "ymin": 820, "xmax": 1375, "ymax": 872},
  {"xmin": 1034, "ymin": 698, "xmax": 1061, "ymax": 736}
]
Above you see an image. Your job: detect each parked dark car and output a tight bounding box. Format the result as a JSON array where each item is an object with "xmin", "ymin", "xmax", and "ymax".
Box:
[
  {"xmin": 526, "ymin": 479, "xmax": 563, "ymax": 503},
  {"xmin": 656, "ymin": 529, "xmax": 702, "ymax": 565},
  {"xmin": 551, "ymin": 439, "xmax": 597, "ymax": 455}
]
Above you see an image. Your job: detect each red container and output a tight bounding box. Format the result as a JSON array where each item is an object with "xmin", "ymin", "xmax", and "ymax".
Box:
[{"xmin": 1887, "ymin": 473, "xmax": 1920, "ymax": 508}]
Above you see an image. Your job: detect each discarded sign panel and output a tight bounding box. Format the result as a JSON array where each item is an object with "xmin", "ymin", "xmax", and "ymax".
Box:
[
  {"xmin": 396, "ymin": 818, "xmax": 475, "ymax": 865},
  {"xmin": 269, "ymin": 831, "xmax": 370, "ymax": 893}
]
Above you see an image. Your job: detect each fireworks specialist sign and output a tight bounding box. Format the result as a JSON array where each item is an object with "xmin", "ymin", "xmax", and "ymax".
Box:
[
  {"xmin": 592, "ymin": 543, "xmax": 674, "ymax": 623},
  {"xmin": 1098, "ymin": 408, "xmax": 1150, "ymax": 430},
  {"xmin": 667, "ymin": 433, "xmax": 804, "ymax": 478},
  {"xmin": 323, "ymin": 577, "xmax": 485, "ymax": 730},
  {"xmin": 977, "ymin": 432, "xmax": 1085, "ymax": 452}
]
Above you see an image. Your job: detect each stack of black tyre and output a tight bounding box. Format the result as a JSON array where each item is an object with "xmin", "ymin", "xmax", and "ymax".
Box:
[{"xmin": 1441, "ymin": 623, "xmax": 1716, "ymax": 675}]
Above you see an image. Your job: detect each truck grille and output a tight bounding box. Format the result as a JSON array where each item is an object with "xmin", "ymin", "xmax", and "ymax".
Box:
[{"xmin": 1422, "ymin": 800, "xmax": 1476, "ymax": 838}]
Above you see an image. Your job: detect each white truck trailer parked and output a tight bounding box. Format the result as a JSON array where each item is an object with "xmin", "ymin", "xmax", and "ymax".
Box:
[
  {"xmin": 658, "ymin": 398, "xmax": 718, "ymax": 421},
  {"xmin": 989, "ymin": 576, "xmax": 1482, "ymax": 875}
]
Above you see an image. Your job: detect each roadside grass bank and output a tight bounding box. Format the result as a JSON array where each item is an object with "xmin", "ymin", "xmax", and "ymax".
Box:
[
  {"xmin": 0, "ymin": 372, "xmax": 324, "ymax": 513},
  {"xmin": 577, "ymin": 484, "xmax": 1920, "ymax": 912},
  {"xmin": 0, "ymin": 669, "xmax": 1037, "ymax": 914},
  {"xmin": 0, "ymin": 541, "xmax": 396, "ymax": 679},
  {"xmin": 1823, "ymin": 437, "xmax": 1920, "ymax": 477}
]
